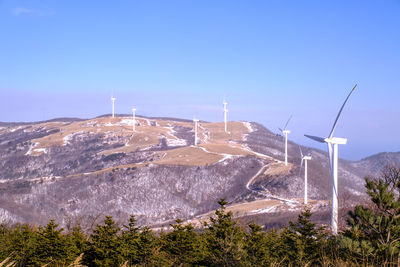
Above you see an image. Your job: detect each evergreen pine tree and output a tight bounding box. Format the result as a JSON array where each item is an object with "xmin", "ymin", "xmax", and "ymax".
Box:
[
  {"xmin": 0, "ymin": 223, "xmax": 11, "ymax": 261},
  {"xmin": 120, "ymin": 215, "xmax": 140, "ymax": 265},
  {"xmin": 82, "ymin": 216, "xmax": 124, "ymax": 267},
  {"xmin": 265, "ymin": 229, "xmax": 285, "ymax": 264},
  {"xmin": 203, "ymin": 199, "xmax": 246, "ymax": 267},
  {"xmin": 342, "ymin": 167, "xmax": 400, "ymax": 265},
  {"xmin": 136, "ymin": 226, "xmax": 170, "ymax": 266},
  {"xmin": 66, "ymin": 224, "xmax": 87, "ymax": 263},
  {"xmin": 243, "ymin": 223, "xmax": 271, "ymax": 266},
  {"xmin": 8, "ymin": 224, "xmax": 36, "ymax": 266},
  {"xmin": 161, "ymin": 218, "xmax": 203, "ymax": 265},
  {"xmin": 281, "ymin": 209, "xmax": 325, "ymax": 265},
  {"xmin": 29, "ymin": 219, "xmax": 70, "ymax": 266}
]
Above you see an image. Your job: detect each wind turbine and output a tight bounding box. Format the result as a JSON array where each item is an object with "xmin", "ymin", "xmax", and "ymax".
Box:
[
  {"xmin": 279, "ymin": 115, "xmax": 292, "ymax": 166},
  {"xmin": 299, "ymin": 146, "xmax": 312, "ymax": 205},
  {"xmin": 193, "ymin": 118, "xmax": 199, "ymax": 145},
  {"xmin": 132, "ymin": 107, "xmax": 136, "ymax": 132},
  {"xmin": 304, "ymin": 84, "xmax": 357, "ymax": 235},
  {"xmin": 111, "ymin": 96, "xmax": 116, "ymax": 118},
  {"xmin": 223, "ymin": 99, "xmax": 228, "ymax": 133}
]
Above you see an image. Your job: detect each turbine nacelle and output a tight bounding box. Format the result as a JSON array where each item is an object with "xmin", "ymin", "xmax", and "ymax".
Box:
[
  {"xmin": 302, "ymin": 155, "xmax": 312, "ymax": 160},
  {"xmin": 304, "ymin": 135, "xmax": 347, "ymax": 145},
  {"xmin": 326, "ymin": 137, "xmax": 347, "ymax": 145}
]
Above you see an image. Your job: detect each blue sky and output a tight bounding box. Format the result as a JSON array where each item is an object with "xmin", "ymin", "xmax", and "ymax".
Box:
[{"xmin": 0, "ymin": 0, "xmax": 399, "ymax": 160}]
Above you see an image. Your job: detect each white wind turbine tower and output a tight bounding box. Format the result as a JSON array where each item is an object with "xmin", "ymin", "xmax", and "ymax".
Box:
[
  {"xmin": 279, "ymin": 115, "xmax": 292, "ymax": 166},
  {"xmin": 193, "ymin": 118, "xmax": 199, "ymax": 145},
  {"xmin": 111, "ymin": 96, "xmax": 116, "ymax": 118},
  {"xmin": 299, "ymin": 146, "xmax": 312, "ymax": 205},
  {"xmin": 304, "ymin": 84, "xmax": 357, "ymax": 235},
  {"xmin": 132, "ymin": 107, "xmax": 136, "ymax": 132},
  {"xmin": 223, "ymin": 99, "xmax": 228, "ymax": 133}
]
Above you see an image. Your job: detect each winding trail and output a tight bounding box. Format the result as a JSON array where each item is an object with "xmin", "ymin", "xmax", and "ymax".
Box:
[
  {"xmin": 195, "ymin": 145, "xmax": 233, "ymax": 162},
  {"xmin": 245, "ymin": 163, "xmax": 299, "ymax": 204},
  {"xmin": 246, "ymin": 165, "xmax": 269, "ymax": 190}
]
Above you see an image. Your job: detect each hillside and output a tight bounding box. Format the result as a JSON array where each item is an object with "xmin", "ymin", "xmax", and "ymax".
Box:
[{"xmin": 0, "ymin": 115, "xmax": 398, "ymax": 229}]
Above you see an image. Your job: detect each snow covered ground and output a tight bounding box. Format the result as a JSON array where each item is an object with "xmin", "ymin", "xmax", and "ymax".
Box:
[
  {"xmin": 25, "ymin": 142, "xmax": 39, "ymax": 155},
  {"xmin": 164, "ymin": 126, "xmax": 188, "ymax": 147}
]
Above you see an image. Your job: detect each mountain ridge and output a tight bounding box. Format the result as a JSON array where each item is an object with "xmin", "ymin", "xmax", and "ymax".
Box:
[{"xmin": 0, "ymin": 115, "xmax": 398, "ymax": 229}]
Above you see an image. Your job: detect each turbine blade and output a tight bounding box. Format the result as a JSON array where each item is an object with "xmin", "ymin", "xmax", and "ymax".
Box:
[
  {"xmin": 299, "ymin": 158, "xmax": 304, "ymax": 177},
  {"xmin": 304, "ymin": 134, "xmax": 326, "ymax": 143},
  {"xmin": 284, "ymin": 115, "xmax": 293, "ymax": 130},
  {"xmin": 298, "ymin": 145, "xmax": 303, "ymax": 157},
  {"xmin": 328, "ymin": 84, "xmax": 357, "ymax": 138}
]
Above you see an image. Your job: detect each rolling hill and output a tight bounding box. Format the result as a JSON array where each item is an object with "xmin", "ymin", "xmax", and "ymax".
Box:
[{"xmin": 0, "ymin": 115, "xmax": 398, "ymax": 230}]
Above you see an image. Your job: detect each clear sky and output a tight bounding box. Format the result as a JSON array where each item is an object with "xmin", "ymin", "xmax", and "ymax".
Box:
[{"xmin": 1, "ymin": 0, "xmax": 399, "ymax": 160}]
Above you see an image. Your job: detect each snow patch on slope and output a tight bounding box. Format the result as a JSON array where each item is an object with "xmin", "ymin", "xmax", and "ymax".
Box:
[
  {"xmin": 63, "ymin": 131, "xmax": 87, "ymax": 146},
  {"xmin": 0, "ymin": 208, "xmax": 21, "ymax": 224},
  {"xmin": 242, "ymin": 121, "xmax": 254, "ymax": 141},
  {"xmin": 198, "ymin": 124, "xmax": 210, "ymax": 143},
  {"xmin": 25, "ymin": 142, "xmax": 39, "ymax": 155},
  {"xmin": 119, "ymin": 119, "xmax": 133, "ymax": 125},
  {"xmin": 243, "ymin": 121, "xmax": 254, "ymax": 133},
  {"xmin": 34, "ymin": 148, "xmax": 48, "ymax": 154},
  {"xmin": 166, "ymin": 138, "xmax": 187, "ymax": 146},
  {"xmin": 251, "ymin": 206, "xmax": 277, "ymax": 214},
  {"xmin": 164, "ymin": 126, "xmax": 187, "ymax": 147},
  {"xmin": 10, "ymin": 126, "xmax": 24, "ymax": 133}
]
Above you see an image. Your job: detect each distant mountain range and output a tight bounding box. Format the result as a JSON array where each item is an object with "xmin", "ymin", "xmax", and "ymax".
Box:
[{"xmin": 0, "ymin": 115, "xmax": 398, "ymax": 230}]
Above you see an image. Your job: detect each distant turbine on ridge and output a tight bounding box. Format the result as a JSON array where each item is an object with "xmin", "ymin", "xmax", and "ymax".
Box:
[
  {"xmin": 111, "ymin": 96, "xmax": 116, "ymax": 118},
  {"xmin": 223, "ymin": 99, "xmax": 228, "ymax": 133},
  {"xmin": 132, "ymin": 107, "xmax": 136, "ymax": 132},
  {"xmin": 299, "ymin": 146, "xmax": 312, "ymax": 204},
  {"xmin": 304, "ymin": 84, "xmax": 357, "ymax": 235},
  {"xmin": 279, "ymin": 115, "xmax": 292, "ymax": 166},
  {"xmin": 193, "ymin": 118, "xmax": 199, "ymax": 145}
]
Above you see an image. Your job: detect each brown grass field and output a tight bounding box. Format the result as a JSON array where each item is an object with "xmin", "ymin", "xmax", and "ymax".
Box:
[{"xmin": 23, "ymin": 116, "xmax": 260, "ymax": 166}]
